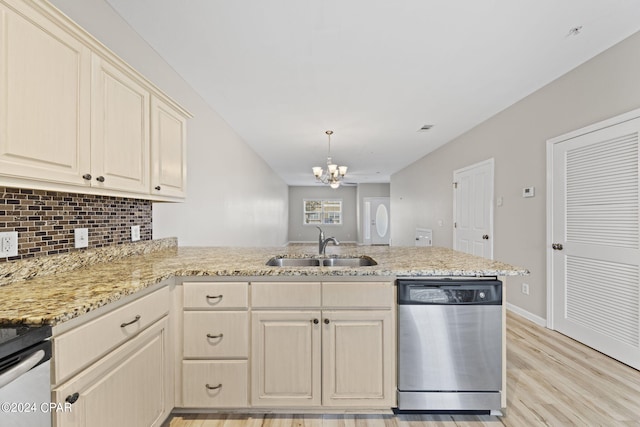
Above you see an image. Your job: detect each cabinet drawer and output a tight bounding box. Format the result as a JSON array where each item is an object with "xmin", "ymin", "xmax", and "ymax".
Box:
[
  {"xmin": 183, "ymin": 312, "xmax": 248, "ymax": 358},
  {"xmin": 322, "ymin": 282, "xmax": 393, "ymax": 308},
  {"xmin": 53, "ymin": 286, "xmax": 169, "ymax": 384},
  {"xmin": 251, "ymin": 282, "xmax": 321, "ymax": 308},
  {"xmin": 183, "ymin": 282, "xmax": 248, "ymax": 309},
  {"xmin": 182, "ymin": 360, "xmax": 248, "ymax": 408}
]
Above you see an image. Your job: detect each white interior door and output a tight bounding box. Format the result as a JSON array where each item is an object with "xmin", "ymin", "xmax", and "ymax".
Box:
[
  {"xmin": 362, "ymin": 198, "xmax": 390, "ymax": 245},
  {"xmin": 453, "ymin": 159, "xmax": 494, "ymax": 259},
  {"xmin": 548, "ymin": 112, "xmax": 640, "ymax": 369}
]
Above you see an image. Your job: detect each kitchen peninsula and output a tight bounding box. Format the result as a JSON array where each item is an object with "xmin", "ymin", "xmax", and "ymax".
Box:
[
  {"xmin": 0, "ymin": 239, "xmax": 527, "ymax": 426},
  {"xmin": 0, "ymin": 238, "xmax": 527, "ymax": 325}
]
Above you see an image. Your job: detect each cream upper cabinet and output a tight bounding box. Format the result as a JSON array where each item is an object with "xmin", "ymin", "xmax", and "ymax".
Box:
[
  {"xmin": 0, "ymin": 0, "xmax": 91, "ymax": 185},
  {"xmin": 91, "ymin": 54, "xmax": 150, "ymax": 194},
  {"xmin": 151, "ymin": 96, "xmax": 187, "ymax": 198},
  {"xmin": 0, "ymin": 0, "xmax": 190, "ymax": 200}
]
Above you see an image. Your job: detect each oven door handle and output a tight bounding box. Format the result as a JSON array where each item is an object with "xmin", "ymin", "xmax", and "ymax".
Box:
[{"xmin": 0, "ymin": 349, "xmax": 45, "ymax": 389}]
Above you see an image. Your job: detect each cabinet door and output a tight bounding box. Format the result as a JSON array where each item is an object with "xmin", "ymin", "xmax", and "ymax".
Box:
[
  {"xmin": 151, "ymin": 96, "xmax": 187, "ymax": 198},
  {"xmin": 91, "ymin": 54, "xmax": 150, "ymax": 194},
  {"xmin": 322, "ymin": 310, "xmax": 395, "ymax": 407},
  {"xmin": 0, "ymin": 1, "xmax": 90, "ymax": 185},
  {"xmin": 251, "ymin": 311, "xmax": 321, "ymax": 407},
  {"xmin": 53, "ymin": 317, "xmax": 170, "ymax": 427}
]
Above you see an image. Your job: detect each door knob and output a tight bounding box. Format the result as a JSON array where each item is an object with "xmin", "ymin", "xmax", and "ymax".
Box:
[
  {"xmin": 552, "ymin": 243, "xmax": 564, "ymax": 250},
  {"xmin": 482, "ymin": 235, "xmax": 489, "ymax": 240}
]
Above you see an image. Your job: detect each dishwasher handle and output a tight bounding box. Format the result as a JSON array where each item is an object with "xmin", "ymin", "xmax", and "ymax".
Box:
[{"xmin": 0, "ymin": 349, "xmax": 45, "ymax": 389}]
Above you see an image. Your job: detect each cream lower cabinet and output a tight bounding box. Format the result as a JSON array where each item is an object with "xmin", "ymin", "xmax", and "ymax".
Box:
[
  {"xmin": 181, "ymin": 282, "xmax": 249, "ymax": 408},
  {"xmin": 52, "ymin": 317, "xmax": 171, "ymax": 427},
  {"xmin": 250, "ymin": 280, "xmax": 396, "ymax": 409},
  {"xmin": 251, "ymin": 311, "xmax": 322, "ymax": 407},
  {"xmin": 322, "ymin": 310, "xmax": 394, "ymax": 407}
]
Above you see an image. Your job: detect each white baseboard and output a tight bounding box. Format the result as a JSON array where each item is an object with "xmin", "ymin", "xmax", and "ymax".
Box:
[{"xmin": 506, "ymin": 303, "xmax": 547, "ymax": 327}]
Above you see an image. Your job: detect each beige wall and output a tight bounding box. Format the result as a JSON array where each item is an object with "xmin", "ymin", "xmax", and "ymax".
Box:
[
  {"xmin": 51, "ymin": 0, "xmax": 289, "ymax": 247},
  {"xmin": 288, "ymin": 186, "xmax": 358, "ymax": 244},
  {"xmin": 391, "ymin": 31, "xmax": 640, "ymax": 320}
]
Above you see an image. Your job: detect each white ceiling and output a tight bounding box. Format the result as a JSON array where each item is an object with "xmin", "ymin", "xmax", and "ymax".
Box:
[{"xmin": 105, "ymin": 0, "xmax": 640, "ymax": 186}]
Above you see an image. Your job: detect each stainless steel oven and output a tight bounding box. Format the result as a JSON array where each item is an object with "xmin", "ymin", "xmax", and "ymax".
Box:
[
  {"xmin": 0, "ymin": 324, "xmax": 52, "ymax": 427},
  {"xmin": 396, "ymin": 277, "xmax": 502, "ymax": 414}
]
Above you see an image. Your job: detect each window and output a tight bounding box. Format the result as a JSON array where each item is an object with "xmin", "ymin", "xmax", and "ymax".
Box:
[{"xmin": 304, "ymin": 199, "xmax": 342, "ymax": 225}]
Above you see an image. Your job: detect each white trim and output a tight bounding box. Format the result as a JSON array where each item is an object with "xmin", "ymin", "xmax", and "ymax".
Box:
[
  {"xmin": 506, "ymin": 303, "xmax": 547, "ymax": 327},
  {"xmin": 545, "ymin": 107, "xmax": 640, "ymax": 331}
]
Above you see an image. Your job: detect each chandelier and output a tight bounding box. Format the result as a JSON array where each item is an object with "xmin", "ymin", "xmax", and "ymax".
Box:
[{"xmin": 312, "ymin": 130, "xmax": 348, "ymax": 189}]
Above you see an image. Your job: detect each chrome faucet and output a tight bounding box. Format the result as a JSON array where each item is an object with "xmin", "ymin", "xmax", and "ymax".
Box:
[{"xmin": 316, "ymin": 226, "xmax": 340, "ymax": 255}]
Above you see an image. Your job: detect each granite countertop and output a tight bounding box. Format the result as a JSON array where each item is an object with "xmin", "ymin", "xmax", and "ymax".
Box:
[{"xmin": 0, "ymin": 239, "xmax": 528, "ymax": 326}]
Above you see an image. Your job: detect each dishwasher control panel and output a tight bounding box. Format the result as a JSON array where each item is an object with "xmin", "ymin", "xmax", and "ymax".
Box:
[{"xmin": 397, "ymin": 278, "xmax": 502, "ymax": 305}]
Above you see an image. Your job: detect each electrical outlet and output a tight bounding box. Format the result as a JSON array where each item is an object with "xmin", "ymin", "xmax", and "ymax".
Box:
[
  {"xmin": 521, "ymin": 283, "xmax": 530, "ymax": 295},
  {"xmin": 131, "ymin": 225, "xmax": 141, "ymax": 242},
  {"xmin": 74, "ymin": 228, "xmax": 89, "ymax": 249},
  {"xmin": 0, "ymin": 231, "xmax": 18, "ymax": 257}
]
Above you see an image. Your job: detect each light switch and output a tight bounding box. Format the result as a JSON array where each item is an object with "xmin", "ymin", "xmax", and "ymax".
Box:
[{"xmin": 522, "ymin": 187, "xmax": 535, "ymax": 198}]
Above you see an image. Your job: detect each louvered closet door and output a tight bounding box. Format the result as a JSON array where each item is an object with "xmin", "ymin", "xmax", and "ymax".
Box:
[{"xmin": 551, "ymin": 116, "xmax": 639, "ymax": 369}]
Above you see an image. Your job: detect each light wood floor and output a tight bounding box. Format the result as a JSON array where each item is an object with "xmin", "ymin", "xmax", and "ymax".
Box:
[{"xmin": 165, "ymin": 312, "xmax": 640, "ymax": 427}]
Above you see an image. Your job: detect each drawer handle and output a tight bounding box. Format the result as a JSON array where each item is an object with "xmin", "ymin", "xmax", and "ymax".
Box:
[
  {"xmin": 206, "ymin": 294, "xmax": 223, "ymax": 301},
  {"xmin": 65, "ymin": 392, "xmax": 79, "ymax": 405},
  {"xmin": 120, "ymin": 315, "xmax": 141, "ymax": 328},
  {"xmin": 205, "ymin": 383, "xmax": 222, "ymax": 390},
  {"xmin": 206, "ymin": 333, "xmax": 224, "ymax": 339}
]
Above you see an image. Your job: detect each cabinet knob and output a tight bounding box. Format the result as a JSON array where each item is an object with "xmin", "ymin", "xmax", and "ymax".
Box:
[
  {"xmin": 312, "ymin": 318, "xmax": 319, "ymax": 324},
  {"xmin": 82, "ymin": 174, "xmax": 92, "ymax": 181},
  {"xmin": 96, "ymin": 176, "xmax": 105, "ymax": 183},
  {"xmin": 482, "ymin": 234, "xmax": 489, "ymax": 240},
  {"xmin": 552, "ymin": 243, "xmax": 564, "ymax": 250},
  {"xmin": 205, "ymin": 383, "xmax": 222, "ymax": 390},
  {"xmin": 65, "ymin": 393, "xmax": 79, "ymax": 405},
  {"xmin": 155, "ymin": 186, "xmax": 161, "ymax": 191},
  {"xmin": 324, "ymin": 318, "xmax": 330, "ymax": 325}
]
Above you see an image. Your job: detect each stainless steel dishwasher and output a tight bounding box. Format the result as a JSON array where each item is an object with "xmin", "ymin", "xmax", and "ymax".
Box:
[
  {"xmin": 0, "ymin": 324, "xmax": 52, "ymax": 427},
  {"xmin": 396, "ymin": 277, "xmax": 502, "ymax": 414}
]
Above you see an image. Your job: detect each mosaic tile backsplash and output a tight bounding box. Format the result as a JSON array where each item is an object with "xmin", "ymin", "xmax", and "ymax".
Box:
[{"xmin": 0, "ymin": 187, "xmax": 152, "ymax": 262}]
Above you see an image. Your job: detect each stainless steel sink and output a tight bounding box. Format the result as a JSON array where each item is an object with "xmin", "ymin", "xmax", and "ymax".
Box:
[
  {"xmin": 265, "ymin": 258, "xmax": 320, "ymax": 267},
  {"xmin": 266, "ymin": 256, "xmax": 377, "ymax": 267},
  {"xmin": 321, "ymin": 256, "xmax": 377, "ymax": 267}
]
